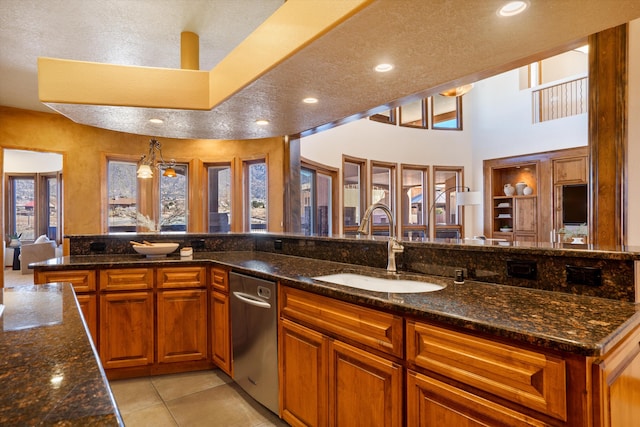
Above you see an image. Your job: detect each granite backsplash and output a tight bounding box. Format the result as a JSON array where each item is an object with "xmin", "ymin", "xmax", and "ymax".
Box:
[{"xmin": 67, "ymin": 233, "xmax": 638, "ymax": 302}]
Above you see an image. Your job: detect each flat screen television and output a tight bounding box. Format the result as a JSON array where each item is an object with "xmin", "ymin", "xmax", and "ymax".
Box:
[{"xmin": 562, "ymin": 184, "xmax": 588, "ymax": 225}]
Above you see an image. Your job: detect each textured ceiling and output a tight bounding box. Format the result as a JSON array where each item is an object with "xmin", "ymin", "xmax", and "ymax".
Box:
[{"xmin": 2, "ymin": 0, "xmax": 640, "ymax": 140}]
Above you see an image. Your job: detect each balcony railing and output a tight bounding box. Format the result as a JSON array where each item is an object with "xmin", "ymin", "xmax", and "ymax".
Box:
[{"xmin": 532, "ymin": 76, "xmax": 588, "ymax": 123}]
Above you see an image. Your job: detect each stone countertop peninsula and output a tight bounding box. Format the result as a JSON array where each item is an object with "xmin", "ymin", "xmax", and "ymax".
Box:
[
  {"xmin": 34, "ymin": 251, "xmax": 640, "ymax": 357},
  {"xmin": 0, "ymin": 283, "xmax": 122, "ymax": 426}
]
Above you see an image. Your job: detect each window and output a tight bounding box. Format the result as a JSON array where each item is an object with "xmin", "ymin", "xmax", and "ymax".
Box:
[
  {"xmin": 159, "ymin": 163, "xmax": 188, "ymax": 231},
  {"xmin": 431, "ymin": 167, "xmax": 464, "ymax": 239},
  {"xmin": 369, "ymin": 108, "xmax": 396, "ymax": 125},
  {"xmin": 245, "ymin": 160, "xmax": 267, "ymax": 232},
  {"xmin": 342, "ymin": 157, "xmax": 366, "ymax": 235},
  {"xmin": 207, "ymin": 164, "xmax": 231, "ymax": 232},
  {"xmin": 106, "ymin": 158, "xmax": 189, "ymax": 233},
  {"xmin": 6, "ymin": 173, "xmax": 61, "ymax": 242},
  {"xmin": 399, "ymin": 99, "xmax": 427, "ymax": 128},
  {"xmin": 370, "ymin": 162, "xmax": 396, "ymax": 236},
  {"xmin": 107, "ymin": 160, "xmax": 138, "ymax": 233},
  {"xmin": 301, "ymin": 161, "xmax": 337, "ymax": 236},
  {"xmin": 431, "ymin": 95, "xmax": 462, "ymax": 130},
  {"xmin": 401, "ymin": 165, "xmax": 429, "ymax": 240}
]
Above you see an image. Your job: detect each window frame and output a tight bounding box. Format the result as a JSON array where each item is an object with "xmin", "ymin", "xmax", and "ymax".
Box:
[
  {"xmin": 342, "ymin": 155, "xmax": 367, "ymax": 235},
  {"xmin": 205, "ymin": 162, "xmax": 233, "ymax": 233},
  {"xmin": 431, "ymin": 95, "xmax": 463, "ymax": 130},
  {"xmin": 431, "ymin": 166, "xmax": 466, "ymax": 239},
  {"xmin": 400, "ymin": 164, "xmax": 429, "ymax": 240},
  {"xmin": 369, "ymin": 160, "xmax": 397, "ymax": 236},
  {"xmin": 301, "ymin": 157, "xmax": 339, "ymax": 236},
  {"xmin": 243, "ymin": 158, "xmax": 268, "ymax": 233}
]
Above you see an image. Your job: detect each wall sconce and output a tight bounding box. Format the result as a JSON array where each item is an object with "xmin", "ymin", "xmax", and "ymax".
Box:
[{"xmin": 136, "ymin": 138, "xmax": 177, "ymax": 179}]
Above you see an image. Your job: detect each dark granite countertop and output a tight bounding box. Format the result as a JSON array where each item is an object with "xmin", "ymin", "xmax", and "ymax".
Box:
[
  {"xmin": 33, "ymin": 251, "xmax": 640, "ymax": 357},
  {"xmin": 0, "ymin": 283, "xmax": 123, "ymax": 426}
]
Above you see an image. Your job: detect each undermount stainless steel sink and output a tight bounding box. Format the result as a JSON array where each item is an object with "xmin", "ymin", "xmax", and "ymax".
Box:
[{"xmin": 313, "ymin": 273, "xmax": 446, "ymax": 293}]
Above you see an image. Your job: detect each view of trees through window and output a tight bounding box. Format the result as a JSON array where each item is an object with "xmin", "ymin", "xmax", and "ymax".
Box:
[
  {"xmin": 8, "ymin": 174, "xmax": 59, "ymax": 241},
  {"xmin": 159, "ymin": 164, "xmax": 188, "ymax": 231},
  {"xmin": 107, "ymin": 161, "xmax": 137, "ymax": 232},
  {"xmin": 11, "ymin": 177, "xmax": 35, "ymax": 240},
  {"xmin": 208, "ymin": 165, "xmax": 231, "ymax": 232},
  {"xmin": 247, "ymin": 161, "xmax": 267, "ymax": 232}
]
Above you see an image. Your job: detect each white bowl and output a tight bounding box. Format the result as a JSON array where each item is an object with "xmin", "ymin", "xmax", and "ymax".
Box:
[{"xmin": 133, "ymin": 242, "xmax": 179, "ymax": 257}]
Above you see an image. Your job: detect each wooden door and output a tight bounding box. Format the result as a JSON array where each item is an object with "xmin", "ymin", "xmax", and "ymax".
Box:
[
  {"xmin": 100, "ymin": 291, "xmax": 154, "ymax": 369},
  {"xmin": 279, "ymin": 319, "xmax": 328, "ymax": 427},
  {"xmin": 515, "ymin": 197, "xmax": 537, "ymax": 234},
  {"xmin": 157, "ymin": 289, "xmax": 208, "ymax": 363},
  {"xmin": 211, "ymin": 290, "xmax": 232, "ymax": 375},
  {"xmin": 328, "ymin": 339, "xmax": 402, "ymax": 427},
  {"xmin": 407, "ymin": 370, "xmax": 547, "ymax": 427}
]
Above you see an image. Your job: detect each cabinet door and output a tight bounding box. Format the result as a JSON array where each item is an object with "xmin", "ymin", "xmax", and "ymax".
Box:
[
  {"xmin": 100, "ymin": 291, "xmax": 154, "ymax": 369},
  {"xmin": 515, "ymin": 197, "xmax": 537, "ymax": 234},
  {"xmin": 279, "ymin": 319, "xmax": 328, "ymax": 427},
  {"xmin": 158, "ymin": 289, "xmax": 208, "ymax": 363},
  {"xmin": 329, "ymin": 340, "xmax": 402, "ymax": 427},
  {"xmin": 211, "ymin": 266, "xmax": 229, "ymax": 292},
  {"xmin": 76, "ymin": 293, "xmax": 98, "ymax": 348},
  {"xmin": 407, "ymin": 370, "xmax": 548, "ymax": 427},
  {"xmin": 211, "ymin": 290, "xmax": 232, "ymax": 375},
  {"xmin": 554, "ymin": 157, "xmax": 587, "ymax": 184}
]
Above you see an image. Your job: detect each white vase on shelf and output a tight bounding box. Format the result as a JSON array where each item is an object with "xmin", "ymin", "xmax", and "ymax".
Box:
[
  {"xmin": 523, "ymin": 185, "xmax": 533, "ymax": 196},
  {"xmin": 515, "ymin": 182, "xmax": 527, "ymax": 195},
  {"xmin": 503, "ymin": 183, "xmax": 515, "ymax": 196}
]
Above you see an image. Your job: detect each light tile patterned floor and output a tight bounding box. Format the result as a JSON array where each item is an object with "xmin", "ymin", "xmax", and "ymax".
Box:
[{"xmin": 109, "ymin": 370, "xmax": 289, "ymax": 427}]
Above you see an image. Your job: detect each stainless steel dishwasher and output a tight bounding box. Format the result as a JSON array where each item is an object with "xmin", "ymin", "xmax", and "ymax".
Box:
[{"xmin": 229, "ymin": 271, "xmax": 278, "ymax": 414}]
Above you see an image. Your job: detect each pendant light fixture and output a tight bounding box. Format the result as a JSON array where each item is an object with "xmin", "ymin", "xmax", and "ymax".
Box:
[
  {"xmin": 439, "ymin": 84, "xmax": 474, "ymax": 97},
  {"xmin": 136, "ymin": 138, "xmax": 177, "ymax": 179}
]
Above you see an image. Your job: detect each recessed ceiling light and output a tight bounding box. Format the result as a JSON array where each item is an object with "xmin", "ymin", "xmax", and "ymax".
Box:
[
  {"xmin": 149, "ymin": 118, "xmax": 163, "ymax": 124},
  {"xmin": 498, "ymin": 1, "xmax": 528, "ymax": 17},
  {"xmin": 303, "ymin": 97, "xmax": 318, "ymax": 104},
  {"xmin": 374, "ymin": 63, "xmax": 394, "ymax": 73},
  {"xmin": 255, "ymin": 119, "xmax": 269, "ymax": 126}
]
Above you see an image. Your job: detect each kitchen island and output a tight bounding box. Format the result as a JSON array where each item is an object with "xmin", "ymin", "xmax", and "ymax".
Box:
[
  {"xmin": 32, "ymin": 250, "xmax": 640, "ymax": 426},
  {"xmin": 0, "ymin": 283, "xmax": 122, "ymax": 426}
]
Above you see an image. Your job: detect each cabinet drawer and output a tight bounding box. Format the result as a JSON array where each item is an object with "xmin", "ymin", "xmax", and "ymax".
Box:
[
  {"xmin": 407, "ymin": 369, "xmax": 549, "ymax": 427},
  {"xmin": 407, "ymin": 321, "xmax": 567, "ymax": 421},
  {"xmin": 211, "ymin": 267, "xmax": 229, "ymax": 293},
  {"xmin": 280, "ymin": 286, "xmax": 403, "ymax": 358},
  {"xmin": 35, "ymin": 269, "xmax": 96, "ymax": 292},
  {"xmin": 99, "ymin": 268, "xmax": 153, "ymax": 291},
  {"xmin": 157, "ymin": 266, "xmax": 206, "ymax": 288}
]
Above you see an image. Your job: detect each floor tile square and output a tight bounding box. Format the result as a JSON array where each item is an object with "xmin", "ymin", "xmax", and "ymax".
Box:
[{"xmin": 151, "ymin": 369, "xmax": 232, "ymax": 402}]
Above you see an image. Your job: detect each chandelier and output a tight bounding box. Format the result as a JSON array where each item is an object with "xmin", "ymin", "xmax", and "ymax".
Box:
[{"xmin": 136, "ymin": 139, "xmax": 177, "ymax": 179}]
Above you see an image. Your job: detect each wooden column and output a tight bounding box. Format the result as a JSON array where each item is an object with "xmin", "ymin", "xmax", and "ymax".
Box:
[{"xmin": 588, "ymin": 24, "xmax": 628, "ymax": 247}]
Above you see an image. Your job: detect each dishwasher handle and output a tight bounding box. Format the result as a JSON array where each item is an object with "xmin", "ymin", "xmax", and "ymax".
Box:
[{"xmin": 232, "ymin": 291, "xmax": 272, "ymax": 309}]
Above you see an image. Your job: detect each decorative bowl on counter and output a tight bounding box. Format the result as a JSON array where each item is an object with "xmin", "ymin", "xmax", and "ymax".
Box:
[{"xmin": 132, "ymin": 242, "xmax": 179, "ymax": 257}]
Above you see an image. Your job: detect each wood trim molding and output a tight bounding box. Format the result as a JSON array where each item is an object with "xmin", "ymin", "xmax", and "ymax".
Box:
[{"xmin": 588, "ymin": 24, "xmax": 628, "ymax": 247}]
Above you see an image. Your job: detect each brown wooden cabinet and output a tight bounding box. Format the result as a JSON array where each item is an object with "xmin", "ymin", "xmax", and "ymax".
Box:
[
  {"xmin": 99, "ymin": 268, "xmax": 154, "ymax": 370},
  {"xmin": 210, "ymin": 266, "xmax": 232, "ymax": 375},
  {"xmin": 35, "ymin": 269, "xmax": 98, "ymax": 346},
  {"xmin": 279, "ymin": 285, "xmax": 403, "ymax": 427},
  {"xmin": 484, "ymin": 147, "xmax": 589, "ymax": 242},
  {"xmin": 158, "ymin": 289, "xmax": 207, "ymax": 364},
  {"xmin": 406, "ymin": 321, "xmax": 567, "ymax": 423},
  {"xmin": 100, "ymin": 290, "xmax": 154, "ymax": 369}
]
